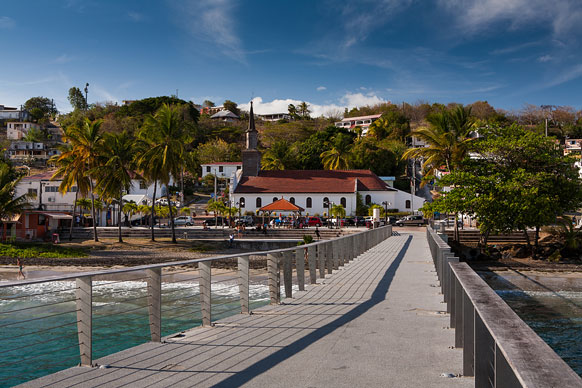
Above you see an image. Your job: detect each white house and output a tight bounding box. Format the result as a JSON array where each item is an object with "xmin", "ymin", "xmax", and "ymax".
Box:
[
  {"xmin": 201, "ymin": 162, "xmax": 242, "ymax": 179},
  {"xmin": 0, "ymin": 105, "xmax": 29, "ymax": 121},
  {"xmin": 15, "ymin": 171, "xmax": 168, "ymax": 226},
  {"xmin": 230, "ymin": 169, "xmax": 425, "ymax": 216},
  {"xmin": 260, "ymin": 113, "xmax": 291, "ymax": 122},
  {"xmin": 7, "ymin": 122, "xmax": 40, "ymax": 140},
  {"xmin": 335, "ymin": 114, "xmax": 382, "ymax": 135}
]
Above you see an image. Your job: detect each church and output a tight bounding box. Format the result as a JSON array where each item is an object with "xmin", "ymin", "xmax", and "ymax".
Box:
[{"xmin": 229, "ymin": 102, "xmax": 425, "ymax": 216}]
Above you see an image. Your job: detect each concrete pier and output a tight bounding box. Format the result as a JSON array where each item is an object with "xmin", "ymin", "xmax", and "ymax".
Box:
[{"xmin": 25, "ymin": 232, "xmax": 472, "ymax": 387}]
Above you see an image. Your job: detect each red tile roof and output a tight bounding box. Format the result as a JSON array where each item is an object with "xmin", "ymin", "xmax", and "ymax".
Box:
[
  {"xmin": 259, "ymin": 198, "xmax": 304, "ymax": 212},
  {"xmin": 234, "ymin": 170, "xmax": 392, "ymax": 194}
]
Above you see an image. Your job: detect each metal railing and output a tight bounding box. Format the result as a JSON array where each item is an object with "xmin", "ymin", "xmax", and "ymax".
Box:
[
  {"xmin": 0, "ymin": 225, "xmax": 392, "ymax": 386},
  {"xmin": 426, "ymin": 226, "xmax": 582, "ymax": 387}
]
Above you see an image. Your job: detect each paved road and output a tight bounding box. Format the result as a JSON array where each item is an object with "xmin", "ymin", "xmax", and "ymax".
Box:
[{"xmin": 24, "ymin": 232, "xmax": 472, "ymax": 387}]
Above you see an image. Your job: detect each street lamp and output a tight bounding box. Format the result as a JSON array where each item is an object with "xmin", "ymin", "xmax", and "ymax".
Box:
[{"xmin": 382, "ymin": 201, "xmax": 390, "ymax": 225}]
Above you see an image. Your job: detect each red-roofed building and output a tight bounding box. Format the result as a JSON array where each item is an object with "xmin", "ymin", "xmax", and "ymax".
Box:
[{"xmin": 229, "ymin": 101, "xmax": 425, "ymax": 216}]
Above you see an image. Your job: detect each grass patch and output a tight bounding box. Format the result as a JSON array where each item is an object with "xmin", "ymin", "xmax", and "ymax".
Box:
[{"xmin": 0, "ymin": 243, "xmax": 88, "ymax": 259}]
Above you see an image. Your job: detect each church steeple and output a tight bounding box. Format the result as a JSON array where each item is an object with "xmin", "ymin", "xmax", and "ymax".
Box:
[
  {"xmin": 246, "ymin": 101, "xmax": 258, "ymax": 150},
  {"xmin": 242, "ymin": 100, "xmax": 261, "ymax": 177}
]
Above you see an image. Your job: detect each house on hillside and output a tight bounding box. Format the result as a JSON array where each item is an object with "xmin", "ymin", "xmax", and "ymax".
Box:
[
  {"xmin": 259, "ymin": 113, "xmax": 291, "ymax": 122},
  {"xmin": 201, "ymin": 162, "xmax": 242, "ymax": 179},
  {"xmin": 6, "ymin": 122, "xmax": 40, "ymax": 140},
  {"xmin": 210, "ymin": 110, "xmax": 239, "ymax": 122},
  {"xmin": 229, "ymin": 101, "xmax": 425, "ymax": 216},
  {"xmin": 0, "ymin": 105, "xmax": 29, "ymax": 121},
  {"xmin": 334, "ymin": 114, "xmax": 382, "ymax": 135}
]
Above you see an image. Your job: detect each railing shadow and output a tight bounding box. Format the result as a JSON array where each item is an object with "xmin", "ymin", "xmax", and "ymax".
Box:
[{"xmin": 213, "ymin": 235, "xmax": 412, "ymax": 387}]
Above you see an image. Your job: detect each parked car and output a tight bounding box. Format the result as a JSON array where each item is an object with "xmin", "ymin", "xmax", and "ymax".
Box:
[
  {"xmin": 235, "ymin": 215, "xmax": 255, "ymax": 226},
  {"xmin": 395, "ymin": 215, "xmax": 427, "ymax": 227},
  {"xmin": 306, "ymin": 216, "xmax": 323, "ymax": 227},
  {"xmin": 173, "ymin": 216, "xmax": 194, "ymax": 226},
  {"xmin": 352, "ymin": 216, "xmax": 367, "ymax": 226},
  {"xmin": 203, "ymin": 216, "xmax": 228, "ymax": 226}
]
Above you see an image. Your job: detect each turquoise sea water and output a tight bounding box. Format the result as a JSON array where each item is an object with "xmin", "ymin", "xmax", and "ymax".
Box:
[
  {"xmin": 496, "ymin": 288, "xmax": 582, "ymax": 376},
  {"xmin": 0, "ymin": 280, "xmax": 271, "ymax": 387}
]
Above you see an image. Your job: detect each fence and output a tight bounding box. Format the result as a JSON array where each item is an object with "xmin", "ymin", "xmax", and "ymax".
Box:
[
  {"xmin": 0, "ymin": 225, "xmax": 391, "ymax": 386},
  {"xmin": 426, "ymin": 226, "xmax": 582, "ymax": 387}
]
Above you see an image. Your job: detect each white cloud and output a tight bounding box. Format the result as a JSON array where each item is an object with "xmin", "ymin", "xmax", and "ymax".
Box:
[
  {"xmin": 0, "ymin": 16, "xmax": 15, "ymax": 29},
  {"xmin": 52, "ymin": 54, "xmax": 73, "ymax": 64},
  {"xmin": 438, "ymin": 0, "xmax": 582, "ymax": 38},
  {"xmin": 239, "ymin": 92, "xmax": 387, "ymax": 118},
  {"xmin": 169, "ymin": 0, "xmax": 245, "ymax": 64},
  {"xmin": 316, "ymin": 86, "xmax": 326, "ymax": 91},
  {"xmin": 537, "ymin": 55, "xmax": 552, "ymax": 62},
  {"xmin": 128, "ymin": 11, "xmax": 144, "ymax": 22},
  {"xmin": 545, "ymin": 64, "xmax": 582, "ymax": 87}
]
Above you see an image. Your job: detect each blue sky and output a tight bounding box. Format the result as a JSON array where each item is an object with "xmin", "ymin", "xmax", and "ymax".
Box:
[{"xmin": 1, "ymin": 0, "xmax": 582, "ymax": 115}]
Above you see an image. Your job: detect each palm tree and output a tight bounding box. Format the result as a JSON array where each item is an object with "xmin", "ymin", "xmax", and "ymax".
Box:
[
  {"xmin": 0, "ymin": 161, "xmax": 30, "ymax": 241},
  {"xmin": 62, "ymin": 118, "xmax": 104, "ymax": 241},
  {"xmin": 207, "ymin": 199, "xmax": 226, "ymax": 228},
  {"xmin": 50, "ymin": 141, "xmax": 91, "ymax": 240},
  {"xmin": 298, "ymin": 102, "xmax": 310, "ymax": 119},
  {"xmin": 261, "ymin": 141, "xmax": 291, "ymax": 170},
  {"xmin": 321, "ymin": 147, "xmax": 352, "ymax": 170},
  {"xmin": 403, "ymin": 106, "xmax": 475, "ymax": 175},
  {"xmin": 288, "ymin": 104, "xmax": 298, "ymax": 120},
  {"xmin": 91, "ymin": 131, "xmax": 135, "ymax": 243},
  {"xmin": 137, "ymin": 204, "xmax": 150, "ymax": 226},
  {"xmin": 136, "ymin": 104, "xmax": 190, "ymax": 243},
  {"xmin": 123, "ymin": 201, "xmax": 139, "ymax": 228}
]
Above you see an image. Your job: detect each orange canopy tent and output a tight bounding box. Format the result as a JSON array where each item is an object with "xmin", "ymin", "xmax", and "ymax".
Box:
[{"xmin": 259, "ymin": 198, "xmax": 304, "ymax": 213}]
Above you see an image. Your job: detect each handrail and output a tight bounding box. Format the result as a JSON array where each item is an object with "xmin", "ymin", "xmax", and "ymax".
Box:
[
  {"xmin": 0, "ymin": 225, "xmax": 392, "ymax": 386},
  {"xmin": 426, "ymin": 226, "xmax": 582, "ymax": 387}
]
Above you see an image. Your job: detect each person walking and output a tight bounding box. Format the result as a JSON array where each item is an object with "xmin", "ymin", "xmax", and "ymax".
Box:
[
  {"xmin": 315, "ymin": 225, "xmax": 321, "ymax": 240},
  {"xmin": 17, "ymin": 258, "xmax": 25, "ymax": 279}
]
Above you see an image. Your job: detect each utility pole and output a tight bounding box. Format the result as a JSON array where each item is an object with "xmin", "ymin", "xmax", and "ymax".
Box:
[
  {"xmin": 411, "ymin": 159, "xmax": 415, "ymax": 214},
  {"xmin": 214, "ymin": 169, "xmax": 217, "ymax": 228},
  {"xmin": 84, "ymin": 83, "xmax": 89, "ymax": 110}
]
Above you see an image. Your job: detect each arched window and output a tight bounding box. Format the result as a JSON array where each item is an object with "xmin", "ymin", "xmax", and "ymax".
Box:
[
  {"xmin": 340, "ymin": 197, "xmax": 346, "ymax": 208},
  {"xmin": 289, "ymin": 197, "xmax": 295, "ymax": 204},
  {"xmin": 273, "ymin": 197, "xmax": 278, "ymax": 202},
  {"xmin": 323, "ymin": 197, "xmax": 329, "ymax": 208},
  {"xmin": 306, "ymin": 197, "xmax": 312, "ymax": 208},
  {"xmin": 239, "ymin": 197, "xmax": 245, "ymax": 208},
  {"xmin": 365, "ymin": 195, "xmax": 372, "ymax": 205},
  {"xmin": 405, "ymin": 200, "xmax": 411, "ymax": 209},
  {"xmin": 256, "ymin": 197, "xmax": 262, "ymax": 208}
]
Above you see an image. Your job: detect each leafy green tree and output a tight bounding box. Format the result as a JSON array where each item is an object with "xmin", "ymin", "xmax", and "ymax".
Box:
[
  {"xmin": 355, "ymin": 193, "xmax": 368, "ymax": 216},
  {"xmin": 223, "ymin": 100, "xmax": 240, "ymax": 116},
  {"xmin": 122, "ymin": 201, "xmax": 139, "ymax": 228},
  {"xmin": 367, "ymin": 107, "xmax": 410, "ymax": 141},
  {"xmin": 24, "ymin": 96, "xmax": 57, "ymax": 123},
  {"xmin": 321, "ymin": 146, "xmax": 351, "ymax": 170},
  {"xmin": 23, "ymin": 127, "xmax": 45, "ymax": 142},
  {"xmin": 425, "ymin": 124, "xmax": 582, "ymax": 249},
  {"xmin": 288, "ymin": 104, "xmax": 299, "ymax": 119},
  {"xmin": 68, "ymin": 87, "xmax": 88, "ymax": 111},
  {"xmin": 202, "ymin": 100, "xmax": 215, "ymax": 108},
  {"xmin": 195, "ymin": 139, "xmax": 241, "ymax": 164}
]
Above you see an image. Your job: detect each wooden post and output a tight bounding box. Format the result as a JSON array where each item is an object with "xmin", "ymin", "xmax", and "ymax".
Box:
[
  {"xmin": 268, "ymin": 253, "xmax": 281, "ymax": 304},
  {"xmin": 296, "ymin": 248, "xmax": 305, "ymax": 291},
  {"xmin": 308, "ymin": 245, "xmax": 317, "ymax": 284},
  {"xmin": 282, "ymin": 250, "xmax": 293, "ymax": 299}
]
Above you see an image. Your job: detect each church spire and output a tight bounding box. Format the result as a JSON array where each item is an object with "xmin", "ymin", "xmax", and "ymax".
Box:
[{"xmin": 246, "ymin": 100, "xmax": 258, "ymax": 150}]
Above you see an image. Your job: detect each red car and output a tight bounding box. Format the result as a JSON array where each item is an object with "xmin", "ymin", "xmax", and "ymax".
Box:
[{"xmin": 307, "ymin": 217, "xmax": 323, "ymax": 227}]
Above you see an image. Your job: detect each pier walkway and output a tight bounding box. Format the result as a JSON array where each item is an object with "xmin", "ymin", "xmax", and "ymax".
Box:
[{"xmin": 26, "ymin": 232, "xmax": 472, "ymax": 387}]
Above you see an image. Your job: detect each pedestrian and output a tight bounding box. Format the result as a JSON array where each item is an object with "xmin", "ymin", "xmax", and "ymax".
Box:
[
  {"xmin": 315, "ymin": 225, "xmax": 320, "ymax": 240},
  {"xmin": 229, "ymin": 233, "xmax": 234, "ymax": 247},
  {"xmin": 17, "ymin": 258, "xmax": 25, "ymax": 279},
  {"xmin": 263, "ymin": 222, "xmax": 268, "ymax": 235}
]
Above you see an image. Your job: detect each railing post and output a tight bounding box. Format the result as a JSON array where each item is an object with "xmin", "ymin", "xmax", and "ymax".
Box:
[
  {"xmin": 332, "ymin": 240, "xmax": 339, "ymax": 270},
  {"xmin": 238, "ymin": 255, "xmax": 249, "ymax": 314},
  {"xmin": 339, "ymin": 238, "xmax": 345, "ymax": 266},
  {"xmin": 475, "ymin": 312, "xmax": 495, "ymax": 388},
  {"xmin": 75, "ymin": 276, "xmax": 92, "ymax": 366},
  {"xmin": 318, "ymin": 244, "xmax": 325, "ymax": 278},
  {"xmin": 463, "ymin": 291, "xmax": 475, "ymax": 377},
  {"xmin": 454, "ymin": 272, "xmax": 463, "ymax": 348},
  {"xmin": 326, "ymin": 241, "xmax": 333, "ymax": 274},
  {"xmin": 308, "ymin": 245, "xmax": 317, "ymax": 284},
  {"xmin": 199, "ymin": 261, "xmax": 212, "ymax": 326},
  {"xmin": 268, "ymin": 253, "xmax": 281, "ymax": 304},
  {"xmin": 282, "ymin": 250, "xmax": 293, "ymax": 299},
  {"xmin": 146, "ymin": 268, "xmax": 162, "ymax": 342},
  {"xmin": 296, "ymin": 248, "xmax": 305, "ymax": 291}
]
